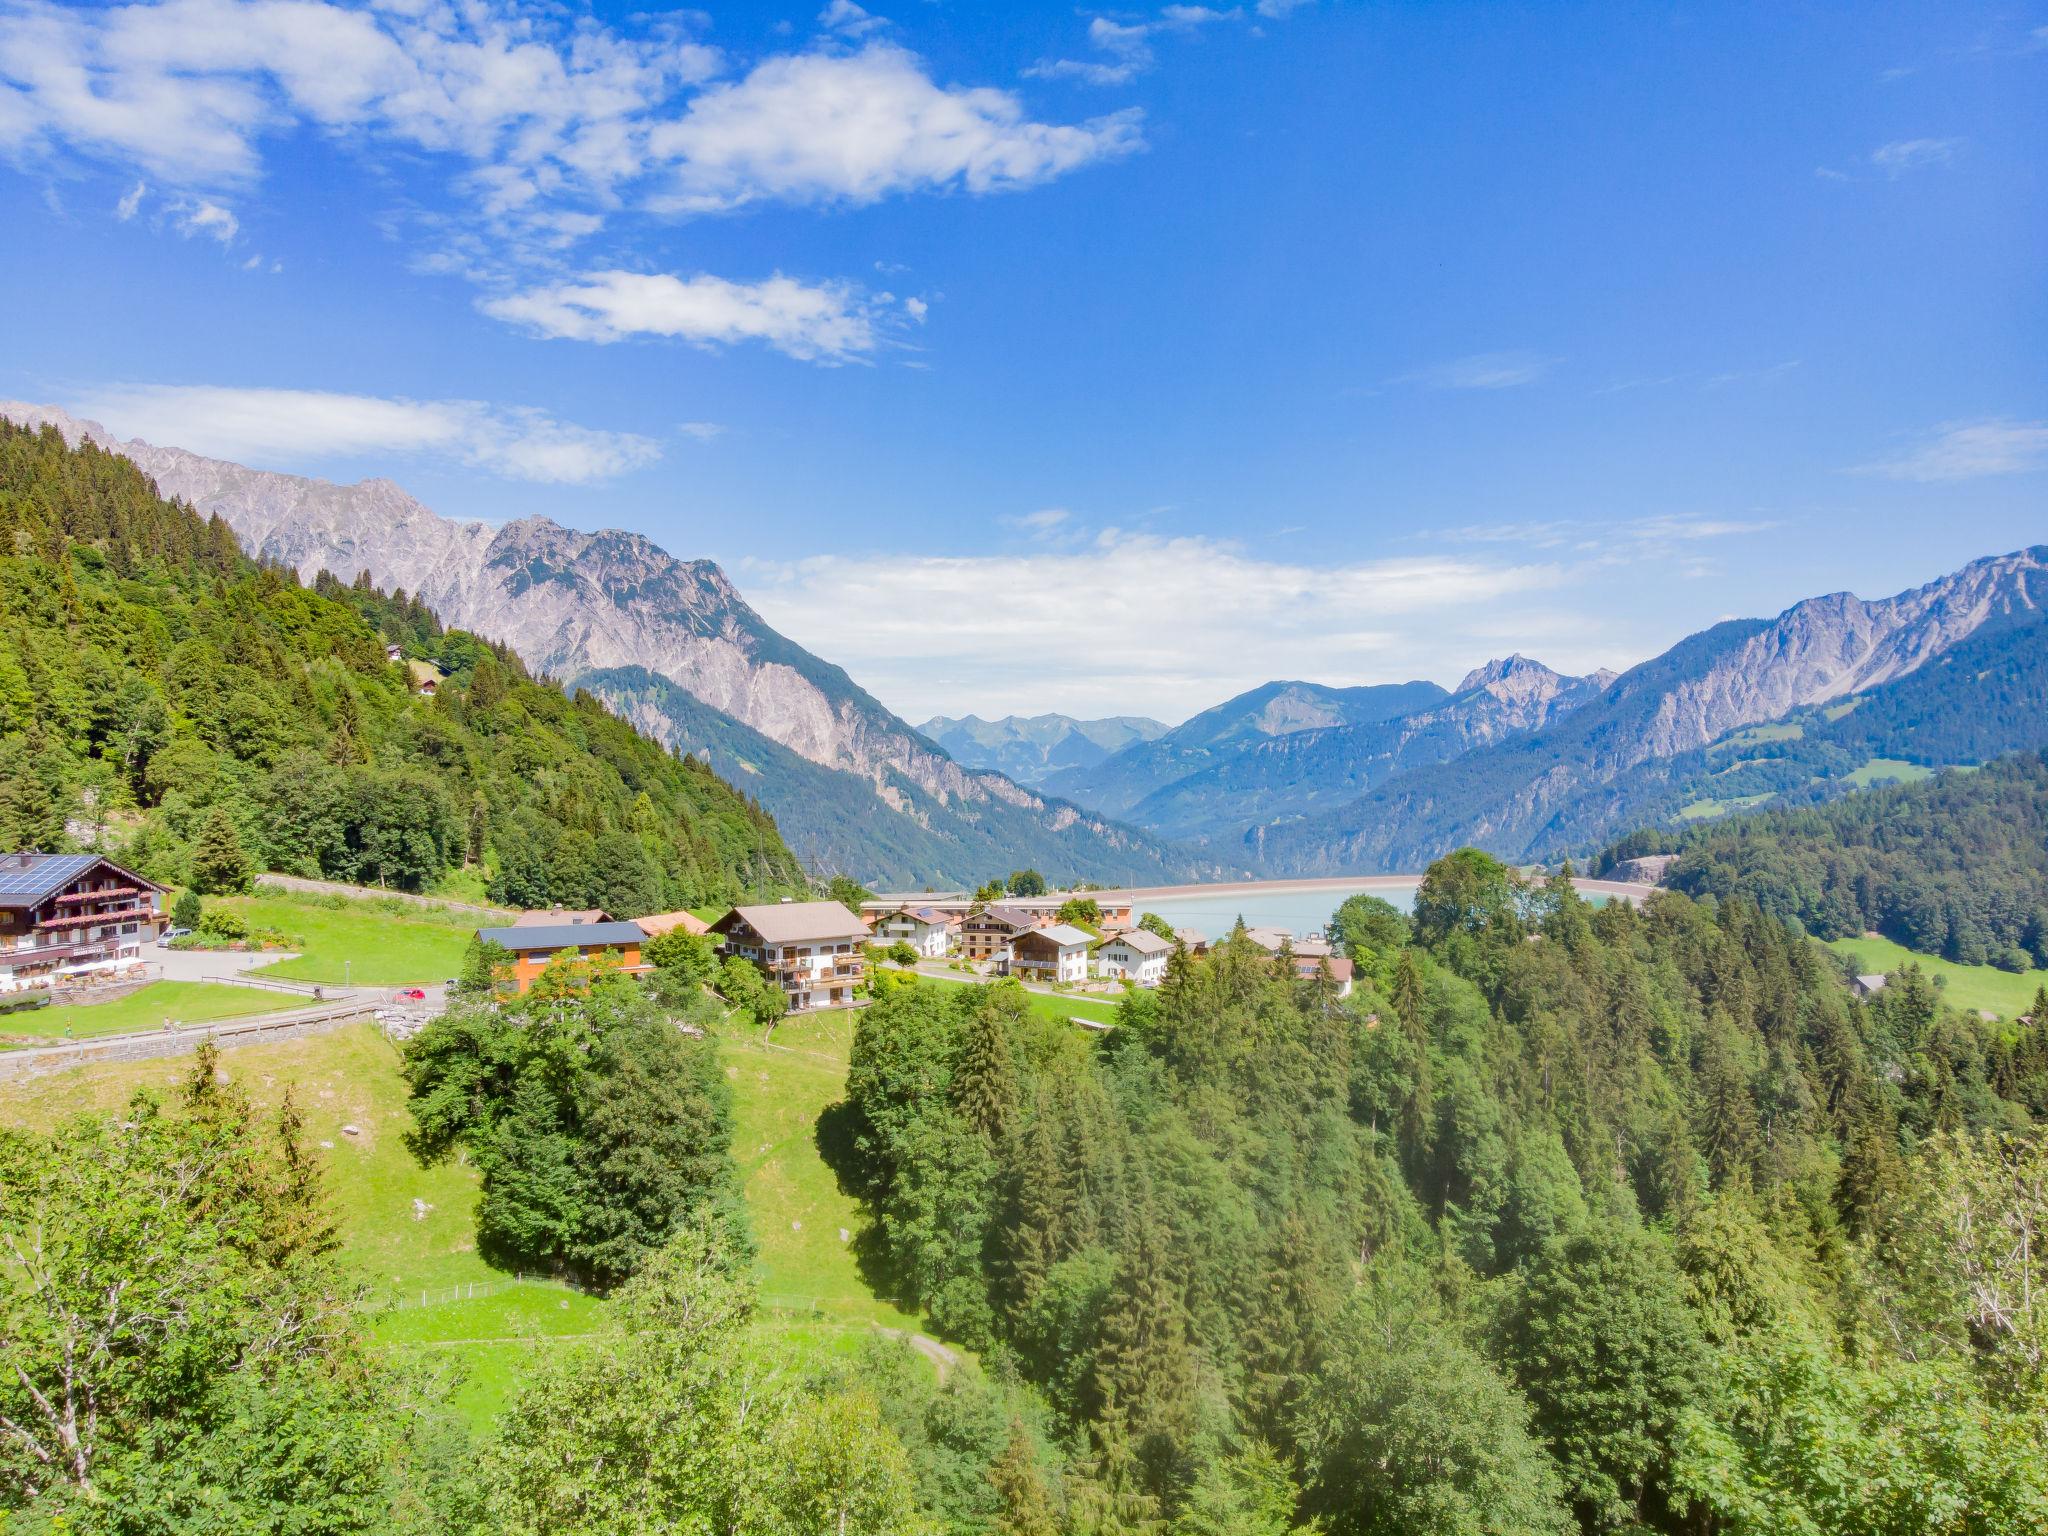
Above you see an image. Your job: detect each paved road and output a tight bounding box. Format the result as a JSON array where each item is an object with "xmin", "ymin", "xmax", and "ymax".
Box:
[{"xmin": 149, "ymin": 945, "xmax": 303, "ymax": 984}]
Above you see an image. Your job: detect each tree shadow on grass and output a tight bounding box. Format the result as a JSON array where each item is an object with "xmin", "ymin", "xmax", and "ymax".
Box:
[{"xmin": 813, "ymin": 1097, "xmax": 912, "ymax": 1308}]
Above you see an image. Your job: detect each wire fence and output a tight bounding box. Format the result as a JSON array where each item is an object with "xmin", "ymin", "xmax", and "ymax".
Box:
[{"xmin": 381, "ymin": 1273, "xmax": 590, "ymax": 1312}]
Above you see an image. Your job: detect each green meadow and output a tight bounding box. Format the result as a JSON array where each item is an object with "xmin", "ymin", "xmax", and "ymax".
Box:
[
  {"xmin": 1827, "ymin": 935, "xmax": 2048, "ymax": 1021},
  {"xmin": 0, "ymin": 980, "xmax": 277, "ymax": 1043}
]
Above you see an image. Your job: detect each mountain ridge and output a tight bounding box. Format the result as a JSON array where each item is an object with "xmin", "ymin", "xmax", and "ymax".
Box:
[
  {"xmin": 2, "ymin": 402, "xmax": 1211, "ymax": 889},
  {"xmin": 1251, "ymin": 545, "xmax": 2048, "ymax": 873}
]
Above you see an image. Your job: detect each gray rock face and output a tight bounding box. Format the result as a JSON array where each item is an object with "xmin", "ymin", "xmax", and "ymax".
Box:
[{"xmin": 4, "ymin": 401, "xmax": 1201, "ymax": 886}]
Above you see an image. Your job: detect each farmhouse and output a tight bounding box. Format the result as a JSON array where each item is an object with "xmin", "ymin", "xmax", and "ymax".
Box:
[
  {"xmin": 0, "ymin": 853, "xmax": 168, "ymax": 993},
  {"xmin": 713, "ymin": 900, "xmax": 869, "ymax": 1011},
  {"xmin": 1093, "ymin": 927, "xmax": 1174, "ymax": 986},
  {"xmin": 475, "ymin": 920, "xmax": 651, "ymax": 994},
  {"xmin": 1007, "ymin": 923, "xmax": 1094, "ymax": 985},
  {"xmin": 959, "ymin": 903, "xmax": 1043, "ymax": 963},
  {"xmin": 870, "ymin": 905, "xmax": 957, "ymax": 959}
]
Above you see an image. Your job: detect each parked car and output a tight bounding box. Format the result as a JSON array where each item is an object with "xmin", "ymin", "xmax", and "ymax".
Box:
[
  {"xmin": 159, "ymin": 927, "xmax": 192, "ymax": 945},
  {"xmin": 393, "ymin": 986, "xmax": 427, "ymax": 1001}
]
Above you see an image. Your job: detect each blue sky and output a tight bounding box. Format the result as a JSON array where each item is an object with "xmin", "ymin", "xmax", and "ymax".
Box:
[{"xmin": 2, "ymin": 0, "xmax": 2043, "ymax": 723}]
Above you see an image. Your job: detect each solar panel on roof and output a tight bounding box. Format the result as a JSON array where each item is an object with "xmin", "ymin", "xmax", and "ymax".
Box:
[{"xmin": 0, "ymin": 854, "xmax": 105, "ymax": 904}]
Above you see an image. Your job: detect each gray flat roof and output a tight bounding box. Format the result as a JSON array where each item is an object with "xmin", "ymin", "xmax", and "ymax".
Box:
[{"xmin": 478, "ymin": 921, "xmax": 648, "ymax": 951}]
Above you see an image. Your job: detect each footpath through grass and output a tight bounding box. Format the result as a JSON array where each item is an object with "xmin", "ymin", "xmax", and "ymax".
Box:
[
  {"xmin": 204, "ymin": 889, "xmax": 477, "ymax": 986},
  {"xmin": 1828, "ymin": 935, "xmax": 2048, "ymax": 1020},
  {"xmin": 0, "ymin": 980, "xmax": 277, "ymax": 1044}
]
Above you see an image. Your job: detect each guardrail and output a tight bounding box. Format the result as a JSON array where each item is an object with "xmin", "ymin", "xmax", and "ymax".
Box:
[{"xmin": 204, "ymin": 973, "xmax": 324, "ymax": 996}]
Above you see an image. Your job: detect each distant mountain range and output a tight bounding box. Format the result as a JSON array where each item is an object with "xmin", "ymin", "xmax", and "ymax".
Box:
[
  {"xmin": 1246, "ymin": 548, "xmax": 2048, "ymax": 872},
  {"xmin": 916, "ymin": 713, "xmax": 1167, "ymax": 786},
  {"xmin": 1041, "ymin": 551, "xmax": 2048, "ymax": 872},
  {"xmin": 2, "ymin": 403, "xmax": 1212, "ymax": 891}
]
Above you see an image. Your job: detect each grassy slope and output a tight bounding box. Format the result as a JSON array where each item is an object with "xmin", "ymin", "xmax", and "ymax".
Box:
[
  {"xmin": 209, "ymin": 891, "xmax": 476, "ymax": 985},
  {"xmin": 1827, "ymin": 936, "xmax": 2048, "ymax": 1020},
  {"xmin": 0, "ymin": 980, "xmax": 277, "ymax": 1042},
  {"xmin": 722, "ymin": 1009, "xmax": 924, "ymax": 1330},
  {"xmin": 914, "ymin": 972, "xmax": 1122, "ymax": 1025},
  {"xmin": 1842, "ymin": 757, "xmax": 1936, "ymax": 789},
  {"xmin": 0, "ymin": 1002, "xmax": 928, "ymax": 1427}
]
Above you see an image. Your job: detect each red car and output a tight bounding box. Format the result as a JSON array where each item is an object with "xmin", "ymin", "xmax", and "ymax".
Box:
[{"xmin": 393, "ymin": 987, "xmax": 427, "ymax": 1001}]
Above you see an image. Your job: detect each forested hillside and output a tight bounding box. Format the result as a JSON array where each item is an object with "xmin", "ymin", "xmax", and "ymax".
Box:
[
  {"xmin": 0, "ymin": 418, "xmax": 806, "ymax": 912},
  {"xmin": 841, "ymin": 856, "xmax": 2048, "ymax": 1533},
  {"xmin": 1632, "ymin": 752, "xmax": 2048, "ymax": 969}
]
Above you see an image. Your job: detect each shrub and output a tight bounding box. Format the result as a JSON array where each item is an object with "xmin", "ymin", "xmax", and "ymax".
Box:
[{"xmin": 198, "ymin": 908, "xmax": 250, "ymax": 941}]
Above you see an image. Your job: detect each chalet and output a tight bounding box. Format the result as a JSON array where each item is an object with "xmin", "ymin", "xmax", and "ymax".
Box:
[
  {"xmin": 959, "ymin": 903, "xmax": 1044, "ymax": 963},
  {"xmin": 870, "ymin": 905, "xmax": 957, "ymax": 959},
  {"xmin": 1093, "ymin": 927, "xmax": 1174, "ymax": 986},
  {"xmin": 1852, "ymin": 973, "xmax": 1889, "ymax": 999},
  {"xmin": 0, "ymin": 853, "xmax": 168, "ymax": 993},
  {"xmin": 635, "ymin": 910, "xmax": 711, "ymax": 940},
  {"xmin": 474, "ymin": 920, "xmax": 651, "ymax": 994},
  {"xmin": 713, "ymin": 901, "xmax": 869, "ymax": 1011},
  {"xmin": 385, "ymin": 643, "xmax": 403, "ymax": 662},
  {"xmin": 1007, "ymin": 923, "xmax": 1094, "ymax": 985}
]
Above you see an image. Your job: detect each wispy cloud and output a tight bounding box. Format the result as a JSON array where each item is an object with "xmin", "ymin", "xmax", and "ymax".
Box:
[
  {"xmin": 72, "ymin": 384, "xmax": 661, "ymax": 484},
  {"xmin": 1859, "ymin": 419, "xmax": 2048, "ymax": 482},
  {"xmin": 1870, "ymin": 136, "xmax": 1964, "ymax": 176},
  {"xmin": 1435, "ymin": 514, "xmax": 1776, "ymax": 556},
  {"xmin": 1027, "ymin": 4, "xmax": 1256, "ymax": 86},
  {"xmin": 481, "ymin": 270, "xmax": 886, "ymax": 361},
  {"xmin": 114, "ymin": 180, "xmax": 145, "ymax": 220},
  {"xmin": 677, "ymin": 420, "xmax": 727, "ymax": 442},
  {"xmin": 1403, "ymin": 351, "xmax": 1556, "ymax": 390},
  {"xmin": 818, "ymin": 2, "xmax": 886, "ymax": 38},
  {"xmin": 1005, "ymin": 507, "xmax": 1071, "ymax": 534},
  {"xmin": 744, "ymin": 531, "xmax": 1580, "ymax": 720}
]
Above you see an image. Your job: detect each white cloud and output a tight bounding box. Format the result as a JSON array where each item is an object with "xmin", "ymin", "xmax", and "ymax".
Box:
[
  {"xmin": 743, "ymin": 531, "xmax": 1585, "ymax": 720},
  {"xmin": 903, "ymin": 295, "xmax": 927, "ymax": 321},
  {"xmin": 677, "ymin": 420, "xmax": 727, "ymax": 441},
  {"xmin": 1870, "ymin": 136, "xmax": 1964, "ymax": 175},
  {"xmin": 481, "ymin": 270, "xmax": 885, "ymax": 361},
  {"xmin": 114, "ymin": 178, "xmax": 144, "ymax": 219},
  {"xmin": 818, "ymin": 2, "xmax": 886, "ymax": 37},
  {"xmin": 1405, "ymin": 351, "xmax": 1555, "ymax": 390},
  {"xmin": 1255, "ymin": 0, "xmax": 1314, "ymax": 15},
  {"xmin": 73, "ymin": 383, "xmax": 661, "ymax": 483},
  {"xmin": 1860, "ymin": 419, "xmax": 2048, "ymax": 482},
  {"xmin": 170, "ymin": 195, "xmax": 237, "ymax": 243},
  {"xmin": 0, "ymin": 2, "xmax": 1129, "ymax": 341},
  {"xmin": 646, "ymin": 43, "xmax": 1141, "ymax": 213}
]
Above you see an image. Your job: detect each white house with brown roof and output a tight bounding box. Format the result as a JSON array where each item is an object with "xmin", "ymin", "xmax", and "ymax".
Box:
[
  {"xmin": 870, "ymin": 905, "xmax": 957, "ymax": 959},
  {"xmin": 1093, "ymin": 927, "xmax": 1174, "ymax": 985},
  {"xmin": 1006, "ymin": 923, "xmax": 1094, "ymax": 985},
  {"xmin": 712, "ymin": 900, "xmax": 869, "ymax": 1011}
]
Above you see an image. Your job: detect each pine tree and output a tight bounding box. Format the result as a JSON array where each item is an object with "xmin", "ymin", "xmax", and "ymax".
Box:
[
  {"xmin": 189, "ymin": 808, "xmax": 253, "ymax": 894},
  {"xmin": 1095, "ymin": 1203, "xmax": 1199, "ymax": 1496},
  {"xmin": 989, "ymin": 1421, "xmax": 1060, "ymax": 1536},
  {"xmin": 954, "ymin": 992, "xmax": 1021, "ymax": 1143}
]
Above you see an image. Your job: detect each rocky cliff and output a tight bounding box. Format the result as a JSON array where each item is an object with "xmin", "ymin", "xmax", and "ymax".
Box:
[{"xmin": 3, "ymin": 402, "xmax": 1207, "ymax": 888}]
